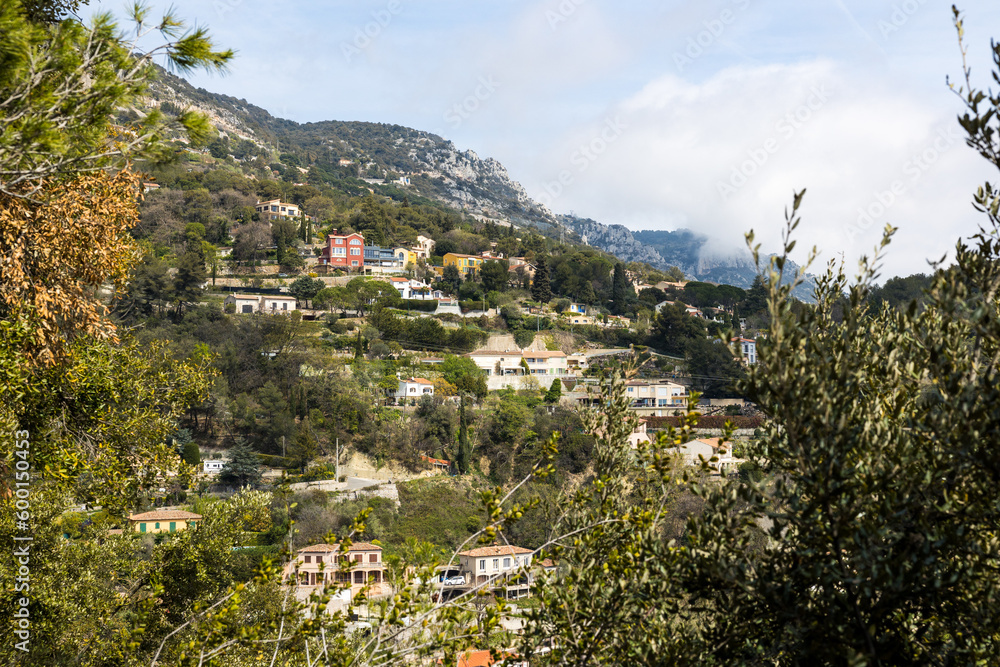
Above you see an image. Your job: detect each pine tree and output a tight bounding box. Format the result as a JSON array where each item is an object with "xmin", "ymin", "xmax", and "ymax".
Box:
[
  {"xmin": 531, "ymin": 256, "xmax": 552, "ymax": 303},
  {"xmin": 219, "ymin": 439, "xmax": 262, "ymax": 487}
]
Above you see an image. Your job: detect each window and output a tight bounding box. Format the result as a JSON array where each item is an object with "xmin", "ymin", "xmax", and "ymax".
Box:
[
  {"xmin": 503, "ymin": 558, "xmax": 511, "ymax": 568},
  {"xmin": 155, "ymin": 522, "xmax": 160, "ymax": 530},
  {"xmin": 350, "ymin": 239, "xmax": 362, "ymax": 245},
  {"xmin": 280, "ymin": 206, "xmax": 286, "ymax": 212},
  {"xmin": 169, "ymin": 522, "xmax": 176, "ymax": 532},
  {"xmin": 282, "ymin": 303, "xmax": 288, "ymax": 310},
  {"xmin": 628, "ymin": 387, "xmax": 634, "ymax": 393},
  {"xmin": 369, "ymin": 554, "xmax": 378, "ymax": 563},
  {"xmin": 139, "ymin": 523, "xmax": 146, "ymax": 533},
  {"xmin": 335, "ymin": 239, "xmax": 344, "ymax": 245},
  {"xmin": 351, "ymin": 248, "xmax": 361, "ymax": 256},
  {"xmin": 316, "ymin": 556, "xmax": 323, "ymax": 563},
  {"xmin": 354, "ymin": 554, "xmax": 362, "ymax": 562},
  {"xmin": 352, "ymin": 260, "xmax": 359, "ymax": 266},
  {"xmin": 304, "ymin": 556, "xmax": 311, "ymax": 563},
  {"xmin": 514, "ymin": 557, "xmax": 520, "ymax": 566},
  {"xmin": 492, "ymin": 558, "xmax": 499, "ymax": 570},
  {"xmin": 479, "ymin": 560, "xmax": 485, "ymax": 571},
  {"xmin": 270, "ymin": 206, "xmax": 278, "ymax": 212}
]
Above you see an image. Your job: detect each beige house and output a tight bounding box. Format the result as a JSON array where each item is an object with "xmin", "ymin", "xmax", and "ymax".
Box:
[
  {"xmin": 624, "ymin": 380, "xmax": 688, "ymax": 414},
  {"xmin": 261, "ymin": 295, "xmax": 298, "ymax": 313},
  {"xmin": 674, "ymin": 438, "xmax": 736, "ymax": 472},
  {"xmin": 255, "ymin": 199, "xmax": 302, "ymax": 221},
  {"xmin": 286, "ymin": 542, "xmax": 387, "ymax": 597},
  {"xmin": 455, "ymin": 545, "xmax": 533, "ymax": 599},
  {"xmin": 629, "ymin": 419, "xmax": 651, "ymax": 448},
  {"xmin": 129, "ymin": 510, "xmax": 202, "ymax": 534},
  {"xmin": 414, "ymin": 235, "xmax": 435, "ymax": 258}
]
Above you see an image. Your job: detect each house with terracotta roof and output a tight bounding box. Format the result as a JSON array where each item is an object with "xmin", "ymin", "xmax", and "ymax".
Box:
[
  {"xmin": 452, "ymin": 649, "xmax": 525, "ymax": 667},
  {"xmin": 128, "ymin": 510, "xmax": 202, "ymax": 534},
  {"xmin": 458, "ymin": 545, "xmax": 533, "ymax": 597},
  {"xmin": 255, "ymin": 199, "xmax": 306, "ymax": 221},
  {"xmin": 466, "ymin": 349, "xmax": 572, "ymax": 390},
  {"xmin": 285, "ymin": 542, "xmax": 387, "ymax": 597},
  {"xmin": 396, "ymin": 377, "xmax": 434, "ymax": 403},
  {"xmin": 320, "ymin": 230, "xmax": 365, "ymax": 270}
]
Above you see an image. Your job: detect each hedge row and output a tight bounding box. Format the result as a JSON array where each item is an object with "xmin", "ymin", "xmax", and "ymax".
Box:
[
  {"xmin": 400, "ymin": 299, "xmax": 438, "ymax": 312},
  {"xmin": 257, "ymin": 454, "xmax": 296, "ymax": 468},
  {"xmin": 644, "ymin": 415, "xmax": 764, "ymax": 430}
]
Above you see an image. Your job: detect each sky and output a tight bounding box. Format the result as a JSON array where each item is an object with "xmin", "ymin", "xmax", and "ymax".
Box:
[{"xmin": 91, "ymin": 0, "xmax": 1000, "ymax": 279}]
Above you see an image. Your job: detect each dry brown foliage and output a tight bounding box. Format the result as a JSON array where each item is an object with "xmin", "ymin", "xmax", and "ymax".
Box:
[{"xmin": 0, "ymin": 169, "xmax": 142, "ymax": 364}]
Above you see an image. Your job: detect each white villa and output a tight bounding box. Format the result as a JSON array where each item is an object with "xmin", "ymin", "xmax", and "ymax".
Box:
[
  {"xmin": 224, "ymin": 293, "xmax": 298, "ymax": 314},
  {"xmin": 733, "ymin": 337, "xmax": 757, "ymax": 365},
  {"xmin": 396, "ymin": 377, "xmax": 434, "ymax": 403},
  {"xmin": 467, "ymin": 350, "xmax": 573, "ymax": 390}
]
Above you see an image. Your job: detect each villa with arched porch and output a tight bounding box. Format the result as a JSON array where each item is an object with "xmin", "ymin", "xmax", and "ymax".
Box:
[{"xmin": 285, "ymin": 542, "xmax": 387, "ymax": 598}]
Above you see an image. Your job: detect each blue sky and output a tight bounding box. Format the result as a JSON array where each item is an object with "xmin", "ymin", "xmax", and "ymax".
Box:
[{"xmin": 92, "ymin": 0, "xmax": 1000, "ymax": 278}]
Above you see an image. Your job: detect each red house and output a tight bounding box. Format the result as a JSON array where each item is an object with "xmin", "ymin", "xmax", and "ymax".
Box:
[{"xmin": 321, "ymin": 230, "xmax": 365, "ymax": 270}]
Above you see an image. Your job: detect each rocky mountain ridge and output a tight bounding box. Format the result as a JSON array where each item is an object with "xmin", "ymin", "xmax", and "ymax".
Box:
[{"xmin": 144, "ymin": 70, "xmax": 814, "ymax": 298}]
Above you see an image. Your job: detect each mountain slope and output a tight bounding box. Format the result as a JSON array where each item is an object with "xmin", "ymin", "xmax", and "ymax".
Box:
[{"xmin": 143, "ymin": 70, "xmax": 815, "ymax": 299}]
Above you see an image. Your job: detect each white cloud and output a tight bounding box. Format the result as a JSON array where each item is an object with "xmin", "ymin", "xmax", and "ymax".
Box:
[{"xmin": 524, "ymin": 59, "xmax": 993, "ymax": 278}]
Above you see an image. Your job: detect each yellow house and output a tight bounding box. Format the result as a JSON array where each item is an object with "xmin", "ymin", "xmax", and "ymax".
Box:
[
  {"xmin": 129, "ymin": 509, "xmax": 202, "ymax": 534},
  {"xmin": 394, "ymin": 247, "xmax": 418, "ymax": 269},
  {"xmin": 443, "ymin": 253, "xmax": 487, "ymax": 274}
]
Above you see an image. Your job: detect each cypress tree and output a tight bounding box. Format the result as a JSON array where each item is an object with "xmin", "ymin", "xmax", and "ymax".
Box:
[
  {"xmin": 612, "ymin": 262, "xmax": 630, "ymax": 315},
  {"xmin": 531, "ymin": 256, "xmax": 552, "ymax": 304},
  {"xmin": 457, "ymin": 394, "xmax": 471, "ymax": 474},
  {"xmin": 545, "ymin": 378, "xmax": 562, "ymax": 403}
]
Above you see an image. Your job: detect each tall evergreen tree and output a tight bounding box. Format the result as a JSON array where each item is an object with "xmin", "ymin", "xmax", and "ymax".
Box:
[
  {"xmin": 531, "ymin": 256, "xmax": 552, "ymax": 303},
  {"xmin": 544, "ymin": 378, "xmax": 562, "ymax": 403},
  {"xmin": 611, "ymin": 262, "xmax": 632, "ymax": 314},
  {"xmin": 173, "ymin": 251, "xmax": 207, "ymax": 316},
  {"xmin": 219, "ymin": 438, "xmax": 263, "ymax": 487},
  {"xmin": 457, "ymin": 394, "xmax": 471, "ymax": 474}
]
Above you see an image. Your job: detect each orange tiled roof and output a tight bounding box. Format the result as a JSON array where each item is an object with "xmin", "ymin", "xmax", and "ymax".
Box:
[
  {"xmin": 128, "ymin": 510, "xmax": 202, "ymax": 521},
  {"xmin": 458, "ymin": 545, "xmax": 532, "ymax": 558},
  {"xmin": 297, "ymin": 542, "xmax": 382, "ymax": 553}
]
